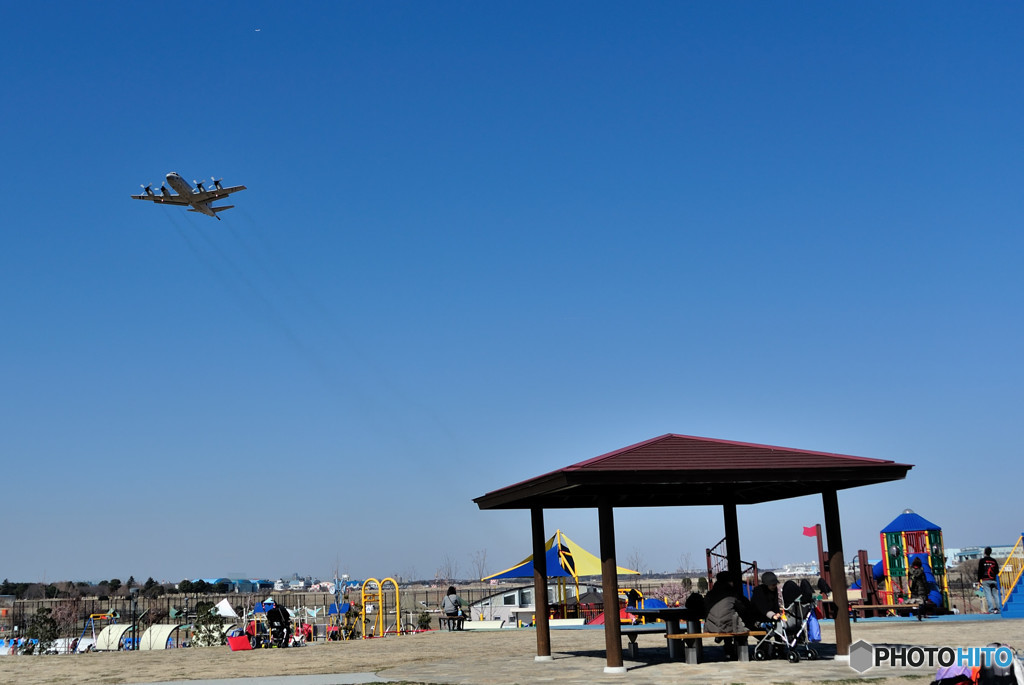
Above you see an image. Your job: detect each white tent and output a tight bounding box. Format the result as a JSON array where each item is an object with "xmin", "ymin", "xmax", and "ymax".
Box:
[{"xmin": 215, "ymin": 599, "xmax": 239, "ymax": 618}]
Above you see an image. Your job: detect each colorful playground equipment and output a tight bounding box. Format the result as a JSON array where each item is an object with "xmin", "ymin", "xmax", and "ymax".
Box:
[
  {"xmin": 327, "ymin": 601, "xmax": 359, "ymax": 640},
  {"xmin": 482, "ymin": 529, "xmax": 639, "ymax": 621},
  {"xmin": 360, "ymin": 577, "xmax": 408, "ymax": 637},
  {"xmin": 879, "ymin": 509, "xmax": 949, "ymax": 609}
]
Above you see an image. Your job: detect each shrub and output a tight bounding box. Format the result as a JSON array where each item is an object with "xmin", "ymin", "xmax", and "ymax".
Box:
[{"xmin": 25, "ymin": 607, "xmax": 59, "ymax": 654}]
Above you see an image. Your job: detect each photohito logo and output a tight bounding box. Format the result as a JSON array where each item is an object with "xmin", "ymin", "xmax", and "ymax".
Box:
[{"xmin": 848, "ymin": 640, "xmax": 1014, "ymax": 674}]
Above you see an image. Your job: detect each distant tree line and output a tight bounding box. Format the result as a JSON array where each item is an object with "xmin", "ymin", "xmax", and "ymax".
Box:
[{"xmin": 0, "ymin": 576, "xmax": 231, "ymax": 600}]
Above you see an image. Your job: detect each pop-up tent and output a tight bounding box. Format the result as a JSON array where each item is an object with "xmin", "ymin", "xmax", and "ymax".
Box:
[{"xmin": 483, "ymin": 529, "xmax": 639, "ymax": 581}]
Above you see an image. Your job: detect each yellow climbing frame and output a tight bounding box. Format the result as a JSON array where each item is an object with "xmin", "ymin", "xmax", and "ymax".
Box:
[{"xmin": 360, "ymin": 577, "xmax": 401, "ymax": 638}]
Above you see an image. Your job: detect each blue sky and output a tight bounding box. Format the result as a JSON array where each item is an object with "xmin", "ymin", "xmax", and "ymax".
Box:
[{"xmin": 2, "ymin": 2, "xmax": 1022, "ymax": 583}]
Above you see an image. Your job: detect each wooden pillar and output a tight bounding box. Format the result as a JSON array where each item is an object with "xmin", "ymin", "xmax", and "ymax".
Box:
[
  {"xmin": 723, "ymin": 502, "xmax": 742, "ymax": 579},
  {"xmin": 531, "ymin": 507, "xmax": 552, "ymax": 661},
  {"xmin": 599, "ymin": 499, "xmax": 626, "ymax": 673},
  {"xmin": 822, "ymin": 489, "xmax": 852, "ymax": 655}
]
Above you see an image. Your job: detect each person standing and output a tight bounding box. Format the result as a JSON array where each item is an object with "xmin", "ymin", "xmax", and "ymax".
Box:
[
  {"xmin": 978, "ymin": 548, "xmax": 1001, "ymax": 614},
  {"xmin": 908, "ymin": 557, "xmax": 928, "ymax": 605}
]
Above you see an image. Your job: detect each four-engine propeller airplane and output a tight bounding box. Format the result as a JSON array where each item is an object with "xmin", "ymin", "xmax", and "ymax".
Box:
[{"xmin": 131, "ymin": 172, "xmax": 246, "ymax": 219}]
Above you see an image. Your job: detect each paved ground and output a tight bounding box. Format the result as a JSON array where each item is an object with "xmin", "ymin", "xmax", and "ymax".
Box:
[{"xmin": 1, "ymin": 615, "xmax": 1019, "ymax": 685}]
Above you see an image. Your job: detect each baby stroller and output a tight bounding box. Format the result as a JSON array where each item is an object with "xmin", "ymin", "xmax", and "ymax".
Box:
[
  {"xmin": 753, "ymin": 579, "xmax": 820, "ymax": 663},
  {"xmin": 266, "ymin": 604, "xmax": 292, "ymax": 648}
]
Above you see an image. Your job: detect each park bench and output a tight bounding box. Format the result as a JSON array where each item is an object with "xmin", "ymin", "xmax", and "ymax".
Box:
[
  {"xmin": 620, "ymin": 623, "xmax": 670, "ymax": 659},
  {"xmin": 462, "ymin": 620, "xmax": 504, "ymax": 630},
  {"xmin": 438, "ymin": 615, "xmax": 465, "ymax": 631},
  {"xmin": 849, "ymin": 603, "xmax": 923, "ymax": 621},
  {"xmin": 666, "ymin": 630, "xmax": 768, "ymax": 662}
]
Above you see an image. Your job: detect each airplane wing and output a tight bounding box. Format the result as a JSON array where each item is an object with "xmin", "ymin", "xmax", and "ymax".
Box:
[
  {"xmin": 130, "ymin": 194, "xmax": 191, "ymax": 206},
  {"xmin": 191, "ymin": 185, "xmax": 246, "ymax": 203}
]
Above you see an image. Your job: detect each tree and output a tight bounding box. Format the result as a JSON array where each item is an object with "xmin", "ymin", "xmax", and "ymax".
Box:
[
  {"xmin": 51, "ymin": 599, "xmax": 82, "ymax": 646},
  {"xmin": 437, "ymin": 554, "xmax": 459, "ymax": 584},
  {"xmin": 142, "ymin": 577, "xmax": 164, "ymax": 598},
  {"xmin": 24, "ymin": 607, "xmax": 59, "ymax": 654},
  {"xmin": 107, "ymin": 578, "xmax": 122, "ymax": 594},
  {"xmin": 677, "ymin": 552, "xmax": 695, "ymax": 574},
  {"xmin": 697, "ymin": 576, "xmax": 709, "ymax": 593},
  {"xmin": 470, "ymin": 549, "xmax": 488, "ymax": 581},
  {"xmin": 190, "ymin": 601, "xmax": 225, "ymax": 647},
  {"xmin": 177, "ymin": 579, "xmax": 193, "ymax": 593},
  {"xmin": 626, "ymin": 547, "xmax": 647, "ymax": 576}
]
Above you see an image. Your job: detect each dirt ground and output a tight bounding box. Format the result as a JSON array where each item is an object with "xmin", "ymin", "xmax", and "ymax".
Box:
[{"xmin": 1, "ymin": 618, "xmax": 1021, "ymax": 685}]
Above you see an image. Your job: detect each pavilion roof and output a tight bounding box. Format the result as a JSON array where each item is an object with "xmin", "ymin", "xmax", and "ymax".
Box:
[{"xmin": 474, "ymin": 434, "xmax": 912, "ymax": 510}]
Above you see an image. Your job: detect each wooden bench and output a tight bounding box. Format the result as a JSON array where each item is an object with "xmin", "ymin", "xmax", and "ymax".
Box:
[
  {"xmin": 620, "ymin": 624, "xmax": 670, "ymax": 659},
  {"xmin": 666, "ymin": 630, "xmax": 768, "ymax": 663},
  {"xmin": 438, "ymin": 615, "xmax": 465, "ymax": 631},
  {"xmin": 850, "ymin": 603, "xmax": 923, "ymax": 621}
]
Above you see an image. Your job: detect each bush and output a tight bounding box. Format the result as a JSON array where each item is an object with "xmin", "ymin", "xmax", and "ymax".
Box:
[
  {"xmin": 25, "ymin": 607, "xmax": 59, "ymax": 654},
  {"xmin": 190, "ymin": 601, "xmax": 225, "ymax": 647}
]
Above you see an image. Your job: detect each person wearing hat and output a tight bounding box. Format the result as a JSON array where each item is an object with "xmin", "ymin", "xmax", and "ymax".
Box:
[{"xmin": 750, "ymin": 572, "xmax": 782, "ymax": 621}]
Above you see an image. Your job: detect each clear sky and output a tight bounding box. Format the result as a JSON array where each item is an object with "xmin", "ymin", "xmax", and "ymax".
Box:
[{"xmin": 2, "ymin": 2, "xmax": 1022, "ymax": 584}]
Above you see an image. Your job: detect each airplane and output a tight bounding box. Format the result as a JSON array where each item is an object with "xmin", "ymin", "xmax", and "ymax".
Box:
[{"xmin": 131, "ymin": 172, "xmax": 246, "ymax": 219}]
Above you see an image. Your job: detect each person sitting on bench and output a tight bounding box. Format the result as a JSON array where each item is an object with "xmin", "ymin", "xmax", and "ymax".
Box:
[
  {"xmin": 750, "ymin": 572, "xmax": 783, "ymax": 623},
  {"xmin": 704, "ymin": 572, "xmax": 755, "ymax": 633},
  {"xmin": 441, "ymin": 586, "xmax": 465, "ymax": 630}
]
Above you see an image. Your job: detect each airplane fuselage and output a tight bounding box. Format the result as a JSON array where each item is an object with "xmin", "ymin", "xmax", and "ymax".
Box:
[
  {"xmin": 166, "ymin": 172, "xmax": 217, "ymax": 216},
  {"xmin": 132, "ymin": 171, "xmax": 244, "ymax": 219}
]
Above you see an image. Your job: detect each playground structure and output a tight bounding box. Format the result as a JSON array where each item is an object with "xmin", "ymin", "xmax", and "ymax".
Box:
[
  {"xmin": 327, "ymin": 601, "xmax": 359, "ymax": 640},
  {"xmin": 360, "ymin": 577, "xmax": 410, "ymax": 637},
  {"xmin": 706, "ymin": 535, "xmax": 759, "ymax": 595},
  {"xmin": 72, "ymin": 611, "xmax": 118, "ymax": 653},
  {"xmin": 878, "ymin": 509, "xmax": 949, "ymax": 609},
  {"xmin": 481, "ymin": 528, "xmax": 638, "ymax": 626}
]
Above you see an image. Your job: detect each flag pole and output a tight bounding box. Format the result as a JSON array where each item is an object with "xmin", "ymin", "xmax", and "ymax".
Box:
[{"xmin": 816, "ymin": 523, "xmax": 827, "ymax": 585}]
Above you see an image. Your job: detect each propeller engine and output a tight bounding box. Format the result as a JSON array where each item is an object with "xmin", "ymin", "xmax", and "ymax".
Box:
[
  {"xmin": 194, "ymin": 179, "xmax": 207, "ymax": 192},
  {"xmin": 160, "ymin": 185, "xmax": 171, "ymax": 197},
  {"xmin": 140, "ymin": 184, "xmax": 155, "ymax": 196},
  {"xmin": 211, "ymin": 177, "xmax": 223, "ymax": 190}
]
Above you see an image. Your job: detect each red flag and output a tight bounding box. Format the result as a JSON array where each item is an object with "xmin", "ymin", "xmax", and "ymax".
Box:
[{"xmin": 802, "ymin": 526, "xmax": 817, "ymax": 537}]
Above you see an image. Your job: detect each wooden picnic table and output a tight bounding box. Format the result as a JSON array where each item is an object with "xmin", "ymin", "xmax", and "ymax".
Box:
[{"xmin": 625, "ymin": 607, "xmax": 700, "ymax": 660}]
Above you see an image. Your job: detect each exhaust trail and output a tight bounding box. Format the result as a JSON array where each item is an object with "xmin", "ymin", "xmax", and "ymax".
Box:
[{"xmin": 232, "ymin": 208, "xmax": 460, "ymax": 449}]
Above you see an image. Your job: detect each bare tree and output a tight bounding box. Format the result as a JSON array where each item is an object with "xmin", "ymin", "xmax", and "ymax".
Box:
[
  {"xmin": 677, "ymin": 551, "xmax": 695, "ymax": 574},
  {"xmin": 626, "ymin": 547, "xmax": 647, "ymax": 576},
  {"xmin": 51, "ymin": 598, "xmax": 81, "ymax": 643},
  {"xmin": 437, "ymin": 554, "xmax": 459, "ymax": 584},
  {"xmin": 470, "ymin": 549, "xmax": 488, "ymax": 581}
]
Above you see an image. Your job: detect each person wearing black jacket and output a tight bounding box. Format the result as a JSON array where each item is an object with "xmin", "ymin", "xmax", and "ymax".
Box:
[
  {"xmin": 704, "ymin": 572, "xmax": 753, "ymax": 632},
  {"xmin": 978, "ymin": 548, "xmax": 1001, "ymax": 614},
  {"xmin": 750, "ymin": 572, "xmax": 782, "ymax": 622}
]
